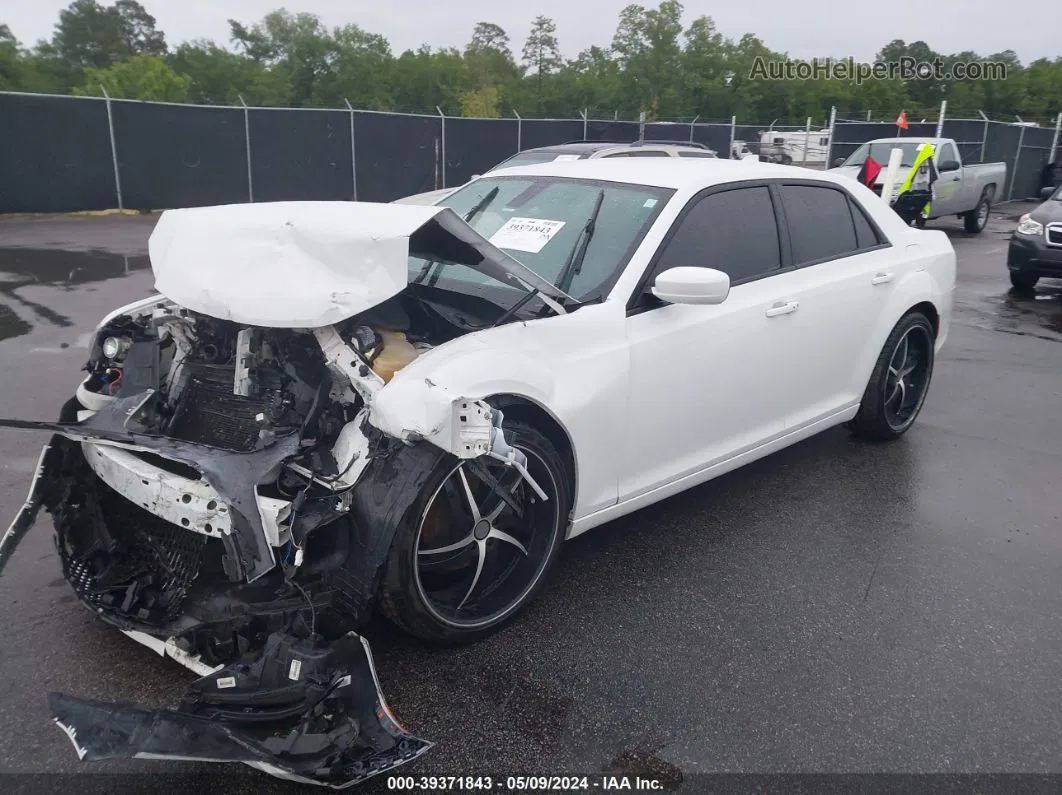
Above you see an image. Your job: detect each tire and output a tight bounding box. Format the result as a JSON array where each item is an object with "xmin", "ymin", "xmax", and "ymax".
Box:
[
  {"xmin": 781, "ymin": 155, "xmax": 793, "ymax": 165},
  {"xmin": 849, "ymin": 312, "xmax": 936, "ymax": 442},
  {"xmin": 1010, "ymin": 271, "xmax": 1039, "ymax": 291},
  {"xmin": 378, "ymin": 420, "xmax": 571, "ymax": 644},
  {"xmin": 963, "ymin": 190, "xmax": 991, "ymax": 233},
  {"xmin": 913, "ymin": 216, "xmax": 927, "ymax": 229}
]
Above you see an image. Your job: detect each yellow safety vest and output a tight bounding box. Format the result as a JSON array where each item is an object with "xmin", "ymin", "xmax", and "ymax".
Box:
[{"xmin": 897, "ymin": 143, "xmax": 935, "ymax": 217}]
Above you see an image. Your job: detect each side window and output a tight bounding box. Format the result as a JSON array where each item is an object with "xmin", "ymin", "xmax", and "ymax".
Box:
[
  {"xmin": 936, "ymin": 142, "xmax": 958, "ymax": 165},
  {"xmin": 624, "ymin": 150, "xmax": 670, "ymax": 157},
  {"xmin": 654, "ymin": 186, "xmax": 781, "ymax": 284},
  {"xmin": 678, "ymin": 151, "xmax": 718, "ymax": 158},
  {"xmin": 849, "ymin": 198, "xmax": 884, "ymax": 249},
  {"xmin": 779, "ymin": 184, "xmax": 861, "ymax": 264}
]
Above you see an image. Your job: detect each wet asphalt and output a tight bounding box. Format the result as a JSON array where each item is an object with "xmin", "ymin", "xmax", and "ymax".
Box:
[{"xmin": 0, "ymin": 206, "xmax": 1060, "ymax": 792}]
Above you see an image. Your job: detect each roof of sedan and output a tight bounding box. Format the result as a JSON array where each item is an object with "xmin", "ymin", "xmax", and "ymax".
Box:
[{"xmin": 487, "ymin": 157, "xmax": 836, "ymax": 191}]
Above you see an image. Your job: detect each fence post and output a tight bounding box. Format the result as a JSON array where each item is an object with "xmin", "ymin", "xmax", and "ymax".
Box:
[
  {"xmin": 1050, "ymin": 111, "xmax": 1062, "ymax": 163},
  {"xmin": 513, "ymin": 109, "xmax": 522, "ymax": 152},
  {"xmin": 99, "ymin": 87, "xmax": 124, "ymax": 210},
  {"xmin": 238, "ymin": 95, "xmax": 253, "ymax": 203},
  {"xmin": 638, "ymin": 110, "xmax": 646, "ymax": 141},
  {"xmin": 825, "ymin": 106, "xmax": 837, "ymax": 168},
  {"xmin": 802, "ymin": 116, "xmax": 812, "ymax": 166},
  {"xmin": 936, "ymin": 100, "xmax": 947, "ymax": 138},
  {"xmin": 344, "ymin": 99, "xmax": 358, "ymax": 201},
  {"xmin": 581, "ymin": 109, "xmax": 588, "ymax": 141},
  {"xmin": 728, "ymin": 115, "xmax": 736, "ymax": 159},
  {"xmin": 436, "ymin": 106, "xmax": 446, "ymax": 188},
  {"xmin": 866, "ymin": 110, "xmax": 872, "ymax": 122},
  {"xmin": 1008, "ymin": 121, "xmax": 1027, "ymax": 201},
  {"xmin": 978, "ymin": 110, "xmax": 989, "ymax": 163},
  {"xmin": 689, "ymin": 115, "xmax": 699, "ymax": 143}
]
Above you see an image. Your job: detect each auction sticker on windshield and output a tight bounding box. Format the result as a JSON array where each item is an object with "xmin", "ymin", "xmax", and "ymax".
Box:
[{"xmin": 489, "ymin": 217, "xmax": 566, "ymax": 253}]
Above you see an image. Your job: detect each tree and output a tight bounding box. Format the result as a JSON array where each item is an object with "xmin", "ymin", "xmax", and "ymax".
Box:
[
  {"xmin": 611, "ymin": 1, "xmax": 684, "ymax": 117},
  {"xmin": 74, "ymin": 53, "xmax": 190, "ymax": 101},
  {"xmin": 460, "ymin": 86, "xmax": 501, "ymax": 117},
  {"xmin": 0, "ymin": 24, "xmax": 22, "ymax": 90},
  {"xmin": 522, "ymin": 15, "xmax": 562, "ymax": 110},
  {"xmin": 469, "ymin": 22, "xmax": 511, "ymax": 59},
  {"xmin": 169, "ymin": 41, "xmax": 291, "ymax": 105},
  {"xmin": 314, "ymin": 24, "xmax": 393, "ymax": 109},
  {"xmin": 229, "ymin": 11, "xmax": 335, "ymax": 106},
  {"xmin": 49, "ymin": 0, "xmax": 165, "ymax": 70}
]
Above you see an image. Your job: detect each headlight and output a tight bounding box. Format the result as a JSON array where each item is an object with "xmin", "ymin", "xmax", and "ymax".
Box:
[
  {"xmin": 1016, "ymin": 214, "xmax": 1044, "ymax": 236},
  {"xmin": 101, "ymin": 336, "xmax": 131, "ymax": 360}
]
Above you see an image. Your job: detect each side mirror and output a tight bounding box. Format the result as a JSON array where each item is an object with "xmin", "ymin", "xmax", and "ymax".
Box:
[
  {"xmin": 937, "ymin": 159, "xmax": 960, "ymax": 173},
  {"xmin": 651, "ymin": 267, "xmax": 730, "ymax": 306},
  {"xmin": 833, "ymin": 157, "xmax": 846, "ymax": 168}
]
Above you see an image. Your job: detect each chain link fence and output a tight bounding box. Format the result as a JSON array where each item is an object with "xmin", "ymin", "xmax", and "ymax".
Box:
[{"xmin": 0, "ymin": 92, "xmax": 1059, "ymax": 214}]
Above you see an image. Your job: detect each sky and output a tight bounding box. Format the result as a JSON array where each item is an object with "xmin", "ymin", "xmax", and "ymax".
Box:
[{"xmin": 1, "ymin": 0, "xmax": 1057, "ymax": 65}]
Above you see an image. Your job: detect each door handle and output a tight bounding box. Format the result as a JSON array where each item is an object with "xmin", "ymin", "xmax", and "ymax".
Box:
[
  {"xmin": 765, "ymin": 300, "xmax": 799, "ymax": 318},
  {"xmin": 871, "ymin": 272, "xmax": 895, "ymax": 286}
]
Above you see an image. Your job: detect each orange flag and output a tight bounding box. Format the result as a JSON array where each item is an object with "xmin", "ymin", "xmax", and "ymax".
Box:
[{"xmin": 896, "ymin": 110, "xmax": 909, "ymax": 130}]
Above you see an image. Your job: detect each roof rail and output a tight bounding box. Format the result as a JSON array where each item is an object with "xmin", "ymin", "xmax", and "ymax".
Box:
[
  {"xmin": 630, "ymin": 139, "xmax": 713, "ymax": 150},
  {"xmin": 560, "ymin": 139, "xmax": 715, "ymax": 150}
]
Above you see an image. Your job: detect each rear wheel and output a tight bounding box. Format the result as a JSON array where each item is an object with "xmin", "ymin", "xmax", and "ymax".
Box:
[
  {"xmin": 378, "ymin": 420, "xmax": 570, "ymax": 644},
  {"xmin": 850, "ymin": 312, "xmax": 936, "ymax": 442},
  {"xmin": 1010, "ymin": 271, "xmax": 1040, "ymax": 291},
  {"xmin": 963, "ymin": 190, "xmax": 991, "ymax": 233}
]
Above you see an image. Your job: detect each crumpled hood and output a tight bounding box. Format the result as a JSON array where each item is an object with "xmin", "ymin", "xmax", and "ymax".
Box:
[{"xmin": 149, "ymin": 201, "xmax": 572, "ymax": 328}]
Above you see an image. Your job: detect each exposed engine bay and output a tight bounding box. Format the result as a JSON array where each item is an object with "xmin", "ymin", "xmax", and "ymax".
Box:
[{"xmin": 0, "ymin": 224, "xmax": 563, "ymax": 786}]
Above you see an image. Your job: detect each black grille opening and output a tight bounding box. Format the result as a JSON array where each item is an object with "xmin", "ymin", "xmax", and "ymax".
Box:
[
  {"xmin": 1047, "ymin": 228, "xmax": 1062, "ymax": 246},
  {"xmin": 58, "ymin": 481, "xmax": 216, "ymax": 626}
]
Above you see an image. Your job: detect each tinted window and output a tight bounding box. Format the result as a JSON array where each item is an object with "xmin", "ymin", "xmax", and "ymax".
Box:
[
  {"xmin": 678, "ymin": 151, "xmax": 718, "ymax": 158},
  {"xmin": 779, "ymin": 185, "xmax": 860, "ymax": 264},
  {"xmin": 655, "ymin": 186, "xmax": 781, "ymax": 283},
  {"xmin": 603, "ymin": 150, "xmax": 670, "ymax": 158},
  {"xmin": 850, "ymin": 199, "xmax": 883, "ymax": 249}
]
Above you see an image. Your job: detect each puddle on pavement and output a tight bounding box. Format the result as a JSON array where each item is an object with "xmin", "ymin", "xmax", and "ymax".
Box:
[
  {"xmin": 0, "ymin": 248, "xmax": 149, "ymax": 343},
  {"xmin": 957, "ymin": 283, "xmax": 1062, "ymax": 342}
]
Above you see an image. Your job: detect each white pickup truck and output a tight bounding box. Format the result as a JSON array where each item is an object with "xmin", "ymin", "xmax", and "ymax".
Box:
[{"xmin": 830, "ymin": 137, "xmax": 1007, "ymax": 233}]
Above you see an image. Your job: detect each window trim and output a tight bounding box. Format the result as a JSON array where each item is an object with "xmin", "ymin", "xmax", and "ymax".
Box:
[
  {"xmin": 773, "ymin": 179, "xmax": 893, "ymax": 270},
  {"xmin": 626, "ymin": 179, "xmax": 788, "ymax": 314}
]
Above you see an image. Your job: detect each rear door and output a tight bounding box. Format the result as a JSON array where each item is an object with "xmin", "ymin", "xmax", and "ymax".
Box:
[{"xmin": 772, "ymin": 181, "xmax": 899, "ymax": 429}]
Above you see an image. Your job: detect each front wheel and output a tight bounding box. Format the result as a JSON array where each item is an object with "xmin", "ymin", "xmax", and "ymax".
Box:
[
  {"xmin": 963, "ymin": 191, "xmax": 991, "ymax": 233},
  {"xmin": 378, "ymin": 420, "xmax": 571, "ymax": 644},
  {"xmin": 850, "ymin": 312, "xmax": 936, "ymax": 442},
  {"xmin": 1010, "ymin": 271, "xmax": 1039, "ymax": 291}
]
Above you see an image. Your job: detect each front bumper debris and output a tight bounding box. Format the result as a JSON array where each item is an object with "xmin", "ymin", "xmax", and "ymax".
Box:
[{"xmin": 50, "ymin": 630, "xmax": 431, "ymax": 788}]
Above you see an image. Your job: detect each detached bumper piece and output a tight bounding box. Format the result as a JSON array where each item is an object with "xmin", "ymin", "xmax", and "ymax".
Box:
[{"xmin": 49, "ymin": 630, "xmax": 432, "ymax": 788}]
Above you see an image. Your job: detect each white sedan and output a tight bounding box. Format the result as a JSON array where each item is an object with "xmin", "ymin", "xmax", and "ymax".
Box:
[{"xmin": 0, "ymin": 158, "xmax": 955, "ymax": 786}]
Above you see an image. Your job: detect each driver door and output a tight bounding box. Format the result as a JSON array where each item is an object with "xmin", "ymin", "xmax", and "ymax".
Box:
[
  {"xmin": 620, "ymin": 184, "xmax": 793, "ymax": 500},
  {"xmin": 932, "ymin": 141, "xmax": 963, "ymax": 216}
]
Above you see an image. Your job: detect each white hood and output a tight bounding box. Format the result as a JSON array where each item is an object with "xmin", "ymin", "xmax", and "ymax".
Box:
[{"xmin": 148, "ymin": 201, "xmax": 572, "ymax": 328}]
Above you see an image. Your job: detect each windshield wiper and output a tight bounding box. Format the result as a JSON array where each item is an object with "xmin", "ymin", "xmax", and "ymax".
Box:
[
  {"xmin": 414, "ymin": 186, "xmax": 501, "ymax": 286},
  {"xmin": 554, "ymin": 189, "xmax": 605, "ymax": 294},
  {"xmin": 464, "ymin": 186, "xmax": 499, "ymax": 224}
]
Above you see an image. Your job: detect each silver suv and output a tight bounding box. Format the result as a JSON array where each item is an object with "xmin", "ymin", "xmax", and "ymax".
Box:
[{"xmin": 397, "ymin": 140, "xmax": 719, "ymax": 205}]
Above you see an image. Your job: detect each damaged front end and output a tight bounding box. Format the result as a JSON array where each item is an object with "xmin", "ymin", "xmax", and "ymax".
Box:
[{"xmin": 0, "ymin": 202, "xmax": 569, "ymax": 786}]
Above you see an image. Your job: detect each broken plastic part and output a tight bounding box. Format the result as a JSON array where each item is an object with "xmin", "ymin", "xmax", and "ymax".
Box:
[{"xmin": 49, "ymin": 630, "xmax": 432, "ymax": 788}]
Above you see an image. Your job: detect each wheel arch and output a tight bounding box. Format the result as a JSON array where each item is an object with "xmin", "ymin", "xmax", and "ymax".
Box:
[{"xmin": 487, "ymin": 393, "xmax": 579, "ymax": 534}]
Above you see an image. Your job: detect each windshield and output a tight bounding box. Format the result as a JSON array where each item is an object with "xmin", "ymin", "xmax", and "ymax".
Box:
[
  {"xmin": 490, "ymin": 151, "xmax": 584, "ymax": 171},
  {"xmin": 411, "ymin": 176, "xmax": 672, "ymax": 303},
  {"xmin": 843, "ymin": 142, "xmax": 927, "ymax": 168}
]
